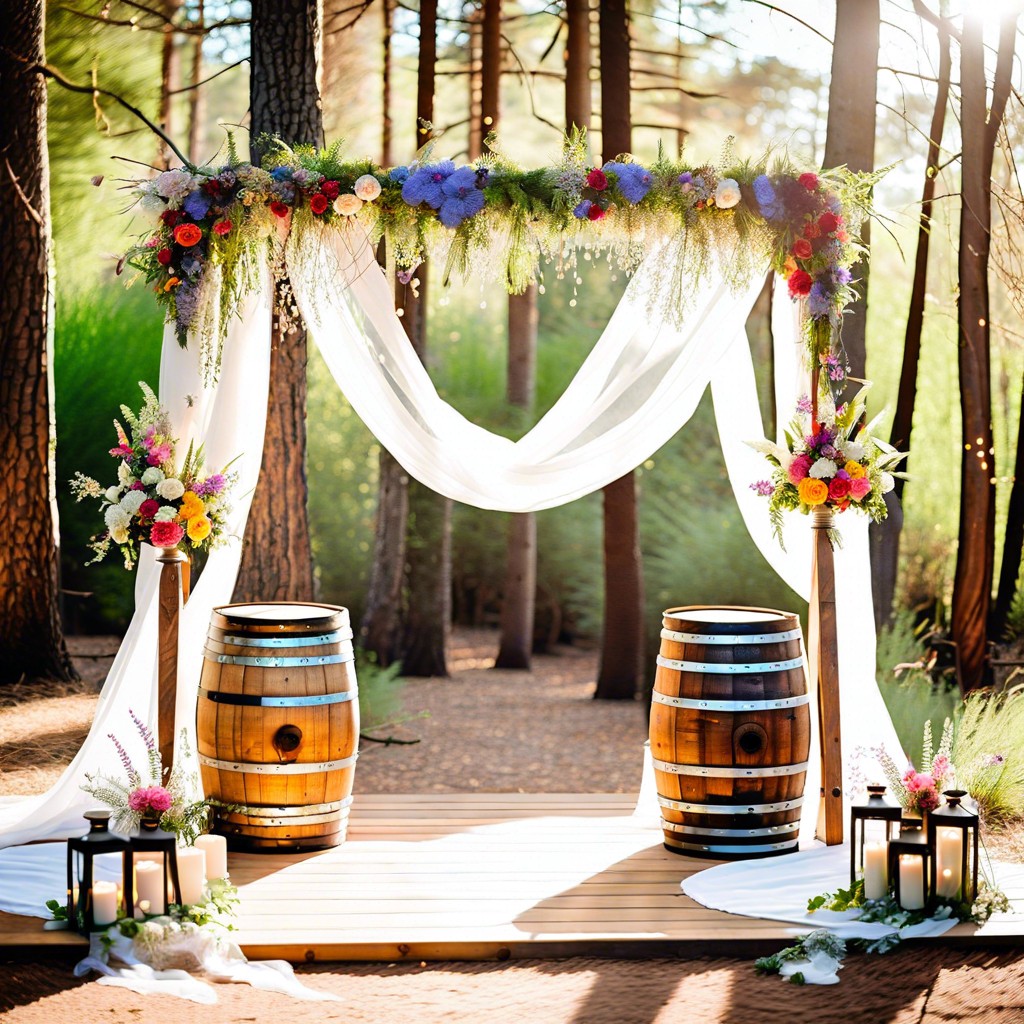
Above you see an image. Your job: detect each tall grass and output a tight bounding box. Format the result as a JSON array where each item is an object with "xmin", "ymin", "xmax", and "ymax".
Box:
[{"xmin": 953, "ymin": 687, "xmax": 1024, "ymax": 823}]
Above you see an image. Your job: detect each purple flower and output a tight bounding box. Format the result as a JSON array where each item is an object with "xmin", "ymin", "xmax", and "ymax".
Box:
[
  {"xmin": 796, "ymin": 395, "xmax": 814, "ymax": 414},
  {"xmin": 750, "ymin": 480, "xmax": 775, "ymax": 496},
  {"xmin": 752, "ymin": 174, "xmax": 779, "ymax": 219},
  {"xmin": 475, "ymin": 167, "xmax": 490, "ymax": 189},
  {"xmin": 174, "ymin": 280, "xmax": 202, "ymax": 328},
  {"xmin": 604, "ymin": 162, "xmax": 652, "ymax": 204},
  {"xmin": 274, "ymin": 182, "xmax": 296, "ymax": 204},
  {"xmin": 678, "ymin": 171, "xmax": 693, "ymax": 186},
  {"xmin": 808, "ymin": 280, "xmax": 832, "ymax": 318},
  {"xmin": 182, "ymin": 191, "xmax": 213, "ymax": 220},
  {"xmin": 180, "ymin": 255, "xmax": 202, "ymax": 277},
  {"xmin": 292, "ymin": 168, "xmax": 310, "ymax": 184},
  {"xmin": 196, "ymin": 473, "xmax": 225, "ymax": 497},
  {"xmin": 401, "ymin": 160, "xmax": 456, "ymax": 209},
  {"xmin": 821, "ymin": 443, "xmax": 840, "ymax": 460},
  {"xmin": 396, "ymin": 262, "xmax": 419, "ymax": 285},
  {"xmin": 573, "ymin": 199, "xmax": 593, "ymax": 219},
  {"xmin": 833, "ymin": 266, "xmax": 852, "ymax": 286},
  {"xmin": 984, "ymin": 753, "xmax": 1006, "ymax": 766},
  {"xmin": 438, "ymin": 167, "xmax": 485, "ymax": 227}
]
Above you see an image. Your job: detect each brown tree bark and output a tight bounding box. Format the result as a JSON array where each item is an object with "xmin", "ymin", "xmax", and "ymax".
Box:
[
  {"xmin": 870, "ymin": 9, "xmax": 951, "ymax": 628},
  {"xmin": 0, "ymin": 0, "xmax": 75, "ymax": 684},
  {"xmin": 821, "ymin": 0, "xmax": 879, "ymax": 383},
  {"xmin": 232, "ymin": 0, "xmax": 322, "ymax": 604},
  {"xmin": 993, "ymin": 370, "xmax": 1024, "ymax": 637},
  {"xmin": 564, "ymin": 0, "xmax": 591, "ymax": 133},
  {"xmin": 951, "ymin": 12, "xmax": 1017, "ymax": 692},
  {"xmin": 399, "ymin": 0, "xmax": 450, "ymax": 677},
  {"xmin": 594, "ymin": 0, "xmax": 643, "ymax": 700},
  {"xmin": 157, "ymin": 1, "xmax": 183, "ymax": 169},
  {"xmin": 186, "ymin": 0, "xmax": 206, "ymax": 165}
]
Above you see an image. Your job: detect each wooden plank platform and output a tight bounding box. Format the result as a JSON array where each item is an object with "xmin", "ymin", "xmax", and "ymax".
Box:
[{"xmin": 2, "ymin": 794, "xmax": 1021, "ymax": 962}]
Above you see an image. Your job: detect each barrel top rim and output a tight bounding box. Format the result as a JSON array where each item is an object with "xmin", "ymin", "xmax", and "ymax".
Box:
[
  {"xmin": 662, "ymin": 605, "xmax": 798, "ymax": 627},
  {"xmin": 213, "ymin": 602, "xmax": 348, "ymax": 624}
]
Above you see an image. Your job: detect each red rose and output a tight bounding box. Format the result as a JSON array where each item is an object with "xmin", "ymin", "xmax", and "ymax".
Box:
[
  {"xmin": 139, "ymin": 499, "xmax": 160, "ymax": 519},
  {"xmin": 160, "ymin": 210, "xmax": 180, "ymax": 227},
  {"xmin": 173, "ymin": 223, "xmax": 202, "ymax": 247},
  {"xmin": 802, "ymin": 221, "xmax": 821, "ymax": 240},
  {"xmin": 791, "ymin": 238, "xmax": 813, "ymax": 260},
  {"xmin": 156, "ymin": 248, "xmax": 172, "ymax": 266},
  {"xmin": 818, "ymin": 211, "xmax": 840, "ymax": 234},
  {"xmin": 320, "ymin": 180, "xmax": 340, "ymax": 200},
  {"xmin": 828, "ymin": 477, "xmax": 852, "ymax": 501},
  {"xmin": 270, "ymin": 201, "xmax": 290, "ymax": 218},
  {"xmin": 213, "ymin": 219, "xmax": 232, "ymax": 236},
  {"xmin": 798, "ymin": 172, "xmax": 819, "ymax": 190},
  {"xmin": 586, "ymin": 168, "xmax": 608, "ymax": 191},
  {"xmin": 787, "ymin": 269, "xmax": 813, "ymax": 297},
  {"xmin": 587, "ymin": 203, "xmax": 606, "ymax": 221},
  {"xmin": 309, "ymin": 193, "xmax": 329, "ymax": 215}
]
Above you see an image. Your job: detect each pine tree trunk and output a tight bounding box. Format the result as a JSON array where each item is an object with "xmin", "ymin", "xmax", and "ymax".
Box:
[
  {"xmin": 232, "ymin": 0, "xmax": 322, "ymax": 604},
  {"xmin": 0, "ymin": 0, "xmax": 75, "ymax": 684},
  {"xmin": 594, "ymin": 0, "xmax": 643, "ymax": 700},
  {"xmin": 186, "ymin": 1, "xmax": 206, "ymax": 165},
  {"xmin": 564, "ymin": 0, "xmax": 591, "ymax": 132},
  {"xmin": 993, "ymin": 370, "xmax": 1024, "ymax": 637},
  {"xmin": 951, "ymin": 12, "xmax": 1016, "ymax": 692},
  {"xmin": 157, "ymin": 1, "xmax": 182, "ymax": 170},
  {"xmin": 870, "ymin": 12, "xmax": 951, "ymax": 629}
]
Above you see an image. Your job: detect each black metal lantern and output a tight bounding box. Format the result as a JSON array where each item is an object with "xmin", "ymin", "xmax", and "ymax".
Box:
[
  {"xmin": 849, "ymin": 784, "xmax": 902, "ymax": 895},
  {"xmin": 888, "ymin": 822, "xmax": 932, "ymax": 911},
  {"xmin": 66, "ymin": 810, "xmax": 132, "ymax": 935},
  {"xmin": 928, "ymin": 790, "xmax": 980, "ymax": 905},
  {"xmin": 129, "ymin": 822, "xmax": 182, "ymax": 916}
]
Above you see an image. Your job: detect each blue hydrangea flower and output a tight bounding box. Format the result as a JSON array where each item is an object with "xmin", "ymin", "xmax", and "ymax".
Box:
[
  {"xmin": 274, "ymin": 182, "xmax": 296, "ymax": 204},
  {"xmin": 752, "ymin": 175, "xmax": 779, "ymax": 219},
  {"xmin": 271, "ymin": 166, "xmax": 293, "ymax": 182},
  {"xmin": 389, "ymin": 166, "xmax": 410, "ymax": 184},
  {"xmin": 833, "ymin": 266, "xmax": 852, "ymax": 286},
  {"xmin": 182, "ymin": 191, "xmax": 213, "ymax": 220},
  {"xmin": 401, "ymin": 161, "xmax": 456, "ymax": 209},
  {"xmin": 573, "ymin": 199, "xmax": 593, "ymax": 219},
  {"xmin": 438, "ymin": 167, "xmax": 485, "ymax": 227},
  {"xmin": 180, "ymin": 255, "xmax": 202, "ymax": 277},
  {"xmin": 808, "ymin": 280, "xmax": 832, "ymax": 317},
  {"xmin": 603, "ymin": 162, "xmax": 652, "ymax": 204}
]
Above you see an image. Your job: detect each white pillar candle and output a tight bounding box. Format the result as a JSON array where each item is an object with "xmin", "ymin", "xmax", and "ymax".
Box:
[
  {"xmin": 195, "ymin": 834, "xmax": 228, "ymax": 879},
  {"xmin": 177, "ymin": 847, "xmax": 206, "ymax": 906},
  {"xmin": 935, "ymin": 828, "xmax": 963, "ymax": 899},
  {"xmin": 91, "ymin": 880, "xmax": 119, "ymax": 927},
  {"xmin": 898, "ymin": 855, "xmax": 925, "ymax": 910},
  {"xmin": 862, "ymin": 841, "xmax": 888, "ymax": 900},
  {"xmin": 135, "ymin": 860, "xmax": 165, "ymax": 915}
]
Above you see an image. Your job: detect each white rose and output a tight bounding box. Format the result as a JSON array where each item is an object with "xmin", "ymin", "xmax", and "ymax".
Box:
[
  {"xmin": 110, "ymin": 525, "xmax": 130, "ymax": 545},
  {"xmin": 117, "ymin": 461, "xmax": 135, "ymax": 487},
  {"xmin": 141, "ymin": 466, "xmax": 165, "ymax": 485},
  {"xmin": 841, "ymin": 441, "xmax": 866, "ymax": 462},
  {"xmin": 809, "ymin": 457, "xmax": 838, "ymax": 479},
  {"xmin": 353, "ymin": 174, "xmax": 382, "ymax": 202},
  {"xmin": 104, "ymin": 505, "xmax": 130, "ymax": 532},
  {"xmin": 119, "ymin": 490, "xmax": 146, "ymax": 516},
  {"xmin": 333, "ymin": 193, "xmax": 363, "ymax": 217},
  {"xmin": 104, "ymin": 485, "xmax": 122, "ymax": 504},
  {"xmin": 714, "ymin": 178, "xmax": 741, "ymax": 209},
  {"xmin": 880, "ymin": 472, "xmax": 895, "ymax": 493},
  {"xmin": 154, "ymin": 505, "xmax": 178, "ymax": 522},
  {"xmin": 157, "ymin": 478, "xmax": 185, "ymax": 500}
]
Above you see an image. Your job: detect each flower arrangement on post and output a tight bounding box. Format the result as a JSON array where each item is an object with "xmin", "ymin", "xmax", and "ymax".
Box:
[
  {"xmin": 748, "ymin": 380, "xmax": 908, "ymax": 543},
  {"xmin": 82, "ymin": 709, "xmax": 209, "ymax": 843},
  {"xmin": 69, "ymin": 382, "xmax": 237, "ymax": 569}
]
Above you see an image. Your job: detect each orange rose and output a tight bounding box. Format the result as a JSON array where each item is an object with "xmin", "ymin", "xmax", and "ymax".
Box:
[
  {"xmin": 798, "ymin": 477, "xmax": 829, "ymax": 506},
  {"xmin": 173, "ymin": 223, "xmax": 203, "ymax": 247},
  {"xmin": 845, "ymin": 460, "xmax": 867, "ymax": 479}
]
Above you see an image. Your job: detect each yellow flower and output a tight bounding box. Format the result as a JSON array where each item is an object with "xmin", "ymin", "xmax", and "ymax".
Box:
[
  {"xmin": 186, "ymin": 515, "xmax": 212, "ymax": 543},
  {"xmin": 798, "ymin": 477, "xmax": 829, "ymax": 506},
  {"xmin": 782, "ymin": 256, "xmax": 797, "ymax": 280},
  {"xmin": 845, "ymin": 460, "xmax": 867, "ymax": 479},
  {"xmin": 178, "ymin": 491, "xmax": 205, "ymax": 521}
]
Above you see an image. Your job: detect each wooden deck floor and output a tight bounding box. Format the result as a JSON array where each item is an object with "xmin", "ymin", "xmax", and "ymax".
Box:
[{"xmin": 1, "ymin": 794, "xmax": 1020, "ymax": 962}]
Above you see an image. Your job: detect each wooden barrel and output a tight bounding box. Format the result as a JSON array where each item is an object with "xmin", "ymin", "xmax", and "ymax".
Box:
[
  {"xmin": 648, "ymin": 606, "xmax": 809, "ymax": 858},
  {"xmin": 196, "ymin": 603, "xmax": 359, "ymax": 851}
]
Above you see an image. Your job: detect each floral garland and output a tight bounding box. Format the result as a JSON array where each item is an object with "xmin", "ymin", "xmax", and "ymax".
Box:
[{"xmin": 117, "ymin": 131, "xmax": 878, "ymax": 379}]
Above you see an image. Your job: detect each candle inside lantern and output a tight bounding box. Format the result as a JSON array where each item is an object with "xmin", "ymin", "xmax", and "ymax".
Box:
[
  {"xmin": 935, "ymin": 828, "xmax": 963, "ymax": 899},
  {"xmin": 898, "ymin": 855, "xmax": 925, "ymax": 910},
  {"xmin": 862, "ymin": 841, "xmax": 888, "ymax": 900},
  {"xmin": 195, "ymin": 834, "xmax": 228, "ymax": 879},
  {"xmin": 91, "ymin": 880, "xmax": 119, "ymax": 927},
  {"xmin": 135, "ymin": 860, "xmax": 165, "ymax": 915},
  {"xmin": 177, "ymin": 847, "xmax": 206, "ymax": 906}
]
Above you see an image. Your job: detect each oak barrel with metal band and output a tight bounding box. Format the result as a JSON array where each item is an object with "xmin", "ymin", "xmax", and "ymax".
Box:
[
  {"xmin": 648, "ymin": 605, "xmax": 809, "ymax": 858},
  {"xmin": 196, "ymin": 602, "xmax": 359, "ymax": 851}
]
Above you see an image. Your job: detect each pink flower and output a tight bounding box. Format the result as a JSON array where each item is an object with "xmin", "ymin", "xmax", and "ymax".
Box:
[
  {"xmin": 127, "ymin": 785, "xmax": 173, "ymax": 813},
  {"xmin": 109, "ymin": 444, "xmax": 134, "ymax": 458},
  {"xmin": 787, "ymin": 454, "xmax": 813, "ymax": 484},
  {"xmin": 849, "ymin": 477, "xmax": 871, "ymax": 502},
  {"xmin": 150, "ymin": 521, "xmax": 184, "ymax": 547},
  {"xmin": 917, "ymin": 785, "xmax": 940, "ymax": 811},
  {"xmin": 139, "ymin": 499, "xmax": 160, "ymax": 519}
]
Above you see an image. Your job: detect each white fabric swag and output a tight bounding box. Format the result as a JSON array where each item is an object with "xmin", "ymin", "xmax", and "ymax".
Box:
[{"xmin": 0, "ymin": 225, "xmax": 900, "ymax": 908}]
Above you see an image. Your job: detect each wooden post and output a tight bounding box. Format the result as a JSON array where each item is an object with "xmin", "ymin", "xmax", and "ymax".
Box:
[
  {"xmin": 809, "ymin": 508, "xmax": 843, "ymax": 844},
  {"xmin": 156, "ymin": 547, "xmax": 188, "ymax": 778}
]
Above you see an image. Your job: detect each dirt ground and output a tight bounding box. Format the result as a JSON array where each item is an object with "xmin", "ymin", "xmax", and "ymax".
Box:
[{"xmin": 2, "ymin": 630, "xmax": 1023, "ymax": 1023}]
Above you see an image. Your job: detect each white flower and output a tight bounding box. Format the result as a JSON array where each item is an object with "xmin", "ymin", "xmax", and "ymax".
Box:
[
  {"xmin": 354, "ymin": 174, "xmax": 382, "ymax": 202},
  {"xmin": 157, "ymin": 478, "xmax": 185, "ymax": 500},
  {"xmin": 154, "ymin": 505, "xmax": 178, "ymax": 522},
  {"xmin": 840, "ymin": 441, "xmax": 866, "ymax": 462},
  {"xmin": 138, "ymin": 191, "xmax": 166, "ymax": 214},
  {"xmin": 154, "ymin": 168, "xmax": 197, "ymax": 201},
  {"xmin": 141, "ymin": 467, "xmax": 165, "ymax": 485},
  {"xmin": 120, "ymin": 490, "xmax": 146, "ymax": 515},
  {"xmin": 105, "ymin": 505, "xmax": 130, "ymax": 533},
  {"xmin": 880, "ymin": 472, "xmax": 895, "ymax": 493},
  {"xmin": 117, "ymin": 461, "xmax": 135, "ymax": 487},
  {"xmin": 104, "ymin": 485, "xmax": 122, "ymax": 503},
  {"xmin": 809, "ymin": 458, "xmax": 838, "ymax": 479},
  {"xmin": 714, "ymin": 178, "xmax": 741, "ymax": 209},
  {"xmin": 110, "ymin": 524, "xmax": 130, "ymax": 545},
  {"xmin": 333, "ymin": 193, "xmax": 363, "ymax": 217}
]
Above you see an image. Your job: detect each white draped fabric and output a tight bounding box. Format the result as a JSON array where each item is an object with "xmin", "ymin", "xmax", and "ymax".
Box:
[{"xmin": 0, "ymin": 225, "xmax": 901, "ymax": 922}]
